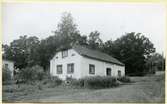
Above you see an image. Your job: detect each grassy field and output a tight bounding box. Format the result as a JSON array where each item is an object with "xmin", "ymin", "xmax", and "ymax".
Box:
[{"xmin": 3, "ymin": 74, "xmax": 165, "ymax": 103}]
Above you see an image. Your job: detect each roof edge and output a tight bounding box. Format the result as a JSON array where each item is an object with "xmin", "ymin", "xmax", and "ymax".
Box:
[{"xmin": 82, "ymin": 54, "xmax": 125, "ymax": 66}]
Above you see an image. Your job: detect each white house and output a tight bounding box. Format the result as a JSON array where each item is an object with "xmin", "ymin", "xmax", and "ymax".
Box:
[
  {"xmin": 3, "ymin": 59, "xmax": 14, "ymax": 78},
  {"xmin": 50, "ymin": 45, "xmax": 125, "ymax": 80}
]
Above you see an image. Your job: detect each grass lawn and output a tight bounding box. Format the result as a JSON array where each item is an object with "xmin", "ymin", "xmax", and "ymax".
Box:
[{"xmin": 3, "ymin": 74, "xmax": 165, "ymax": 103}]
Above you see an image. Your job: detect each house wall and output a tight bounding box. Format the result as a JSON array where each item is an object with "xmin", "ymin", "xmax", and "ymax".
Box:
[
  {"xmin": 3, "ymin": 60, "xmax": 14, "ymax": 78},
  {"xmin": 50, "ymin": 49, "xmax": 82, "ymax": 80},
  {"xmin": 80, "ymin": 56, "xmax": 125, "ymax": 78}
]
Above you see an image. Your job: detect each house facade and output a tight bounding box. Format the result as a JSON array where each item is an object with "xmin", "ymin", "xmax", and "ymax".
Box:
[
  {"xmin": 3, "ymin": 59, "xmax": 14, "ymax": 78},
  {"xmin": 50, "ymin": 45, "xmax": 125, "ymax": 80}
]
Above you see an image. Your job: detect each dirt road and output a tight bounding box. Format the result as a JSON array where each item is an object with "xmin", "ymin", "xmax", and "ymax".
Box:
[{"xmin": 37, "ymin": 74, "xmax": 164, "ymax": 103}]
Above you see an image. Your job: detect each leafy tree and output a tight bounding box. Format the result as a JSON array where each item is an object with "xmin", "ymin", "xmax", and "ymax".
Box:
[
  {"xmin": 3, "ymin": 35, "xmax": 40, "ymax": 69},
  {"xmin": 57, "ymin": 12, "xmax": 78, "ymax": 37},
  {"xmin": 37, "ymin": 12, "xmax": 85, "ymax": 70},
  {"xmin": 87, "ymin": 30, "xmax": 103, "ymax": 50},
  {"xmin": 54, "ymin": 12, "xmax": 80, "ymax": 49},
  {"xmin": 105, "ymin": 32, "xmax": 155, "ymax": 75},
  {"xmin": 145, "ymin": 53, "xmax": 165, "ymax": 73},
  {"xmin": 102, "ymin": 39, "xmax": 114, "ymax": 56},
  {"xmin": 37, "ymin": 36, "xmax": 59, "ymax": 70}
]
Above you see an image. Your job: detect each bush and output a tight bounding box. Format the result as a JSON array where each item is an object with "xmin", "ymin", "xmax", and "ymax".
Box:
[
  {"xmin": 47, "ymin": 76, "xmax": 62, "ymax": 88},
  {"xmin": 117, "ymin": 76, "xmax": 131, "ymax": 83},
  {"xmin": 84, "ymin": 76, "xmax": 119, "ymax": 89},
  {"xmin": 51, "ymin": 76, "xmax": 62, "ymax": 85},
  {"xmin": 18, "ymin": 65, "xmax": 45, "ymax": 83},
  {"xmin": 66, "ymin": 76, "xmax": 119, "ymax": 89},
  {"xmin": 74, "ymin": 78, "xmax": 85, "ymax": 87},
  {"xmin": 65, "ymin": 77, "xmax": 84, "ymax": 88},
  {"xmin": 2, "ymin": 67, "xmax": 12, "ymax": 85}
]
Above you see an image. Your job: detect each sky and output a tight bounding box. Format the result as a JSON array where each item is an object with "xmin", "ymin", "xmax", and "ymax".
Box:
[{"xmin": 2, "ymin": 2, "xmax": 166, "ymax": 54}]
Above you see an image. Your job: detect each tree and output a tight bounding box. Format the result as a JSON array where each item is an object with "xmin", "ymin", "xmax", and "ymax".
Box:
[
  {"xmin": 87, "ymin": 30, "xmax": 103, "ymax": 50},
  {"xmin": 3, "ymin": 35, "xmax": 40, "ymax": 69},
  {"xmin": 105, "ymin": 32, "xmax": 155, "ymax": 75},
  {"xmin": 102, "ymin": 39, "xmax": 114, "ymax": 56},
  {"xmin": 37, "ymin": 35, "xmax": 59, "ymax": 70},
  {"xmin": 56, "ymin": 12, "xmax": 78, "ymax": 37},
  {"xmin": 25, "ymin": 36, "xmax": 40, "ymax": 66},
  {"xmin": 145, "ymin": 53, "xmax": 165, "ymax": 73},
  {"xmin": 54, "ymin": 12, "xmax": 80, "ymax": 50},
  {"xmin": 37, "ymin": 12, "xmax": 85, "ymax": 70}
]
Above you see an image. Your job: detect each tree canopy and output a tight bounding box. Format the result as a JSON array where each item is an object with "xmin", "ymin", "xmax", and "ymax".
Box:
[{"xmin": 103, "ymin": 32, "xmax": 155, "ymax": 75}]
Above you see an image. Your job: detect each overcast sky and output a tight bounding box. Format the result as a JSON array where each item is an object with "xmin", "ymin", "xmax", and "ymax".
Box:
[{"xmin": 2, "ymin": 2, "xmax": 166, "ymax": 54}]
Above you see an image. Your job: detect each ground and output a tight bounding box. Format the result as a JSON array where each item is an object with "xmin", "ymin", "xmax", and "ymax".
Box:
[{"xmin": 3, "ymin": 74, "xmax": 165, "ymax": 103}]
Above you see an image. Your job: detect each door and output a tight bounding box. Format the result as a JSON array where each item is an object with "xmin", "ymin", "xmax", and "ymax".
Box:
[{"xmin": 106, "ymin": 68, "xmax": 111, "ymax": 76}]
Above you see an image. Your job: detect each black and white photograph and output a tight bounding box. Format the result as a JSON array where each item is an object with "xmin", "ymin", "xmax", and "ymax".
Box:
[{"xmin": 2, "ymin": 2, "xmax": 166, "ymax": 103}]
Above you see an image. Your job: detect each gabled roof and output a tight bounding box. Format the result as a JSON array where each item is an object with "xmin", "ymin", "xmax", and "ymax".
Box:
[{"xmin": 73, "ymin": 45, "xmax": 124, "ymax": 66}]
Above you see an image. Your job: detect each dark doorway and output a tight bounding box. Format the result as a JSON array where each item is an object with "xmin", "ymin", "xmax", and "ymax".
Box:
[{"xmin": 106, "ymin": 68, "xmax": 111, "ymax": 76}]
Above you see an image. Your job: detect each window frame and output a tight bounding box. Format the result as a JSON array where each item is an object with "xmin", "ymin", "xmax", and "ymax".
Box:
[
  {"xmin": 67, "ymin": 63, "xmax": 74, "ymax": 74},
  {"xmin": 118, "ymin": 70, "xmax": 121, "ymax": 77},
  {"xmin": 106, "ymin": 68, "xmax": 112, "ymax": 76},
  {"xmin": 57, "ymin": 65, "xmax": 63, "ymax": 74},
  {"xmin": 89, "ymin": 64, "xmax": 95, "ymax": 74},
  {"xmin": 62, "ymin": 50, "xmax": 68, "ymax": 58}
]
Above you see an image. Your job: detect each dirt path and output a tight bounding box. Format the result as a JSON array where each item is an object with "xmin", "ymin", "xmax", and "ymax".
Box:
[{"xmin": 37, "ymin": 75, "xmax": 164, "ymax": 103}]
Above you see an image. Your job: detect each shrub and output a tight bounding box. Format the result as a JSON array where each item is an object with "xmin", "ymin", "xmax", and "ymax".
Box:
[
  {"xmin": 84, "ymin": 76, "xmax": 119, "ymax": 89},
  {"xmin": 65, "ymin": 77, "xmax": 84, "ymax": 88},
  {"xmin": 18, "ymin": 65, "xmax": 45, "ymax": 83},
  {"xmin": 117, "ymin": 76, "xmax": 131, "ymax": 83},
  {"xmin": 75, "ymin": 78, "xmax": 85, "ymax": 87},
  {"xmin": 66, "ymin": 76, "xmax": 119, "ymax": 89},
  {"xmin": 2, "ymin": 67, "xmax": 12, "ymax": 85},
  {"xmin": 48, "ymin": 76, "xmax": 63, "ymax": 87}
]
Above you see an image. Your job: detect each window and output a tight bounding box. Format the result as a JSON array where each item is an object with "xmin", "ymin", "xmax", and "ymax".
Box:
[
  {"xmin": 5, "ymin": 64, "xmax": 9, "ymax": 69},
  {"xmin": 106, "ymin": 68, "xmax": 112, "ymax": 76},
  {"xmin": 118, "ymin": 70, "xmax": 121, "ymax": 77},
  {"xmin": 89, "ymin": 64, "xmax": 95, "ymax": 74},
  {"xmin": 67, "ymin": 63, "xmax": 74, "ymax": 74},
  {"xmin": 57, "ymin": 65, "xmax": 62, "ymax": 74},
  {"xmin": 62, "ymin": 50, "xmax": 68, "ymax": 58}
]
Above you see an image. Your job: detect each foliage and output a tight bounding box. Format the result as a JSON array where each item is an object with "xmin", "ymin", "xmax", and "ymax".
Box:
[
  {"xmin": 87, "ymin": 31, "xmax": 103, "ymax": 50},
  {"xmin": 66, "ymin": 76, "xmax": 119, "ymax": 89},
  {"xmin": 83, "ymin": 76, "xmax": 119, "ymax": 89},
  {"xmin": 18, "ymin": 65, "xmax": 45, "ymax": 83},
  {"xmin": 2, "ymin": 67, "xmax": 12, "ymax": 84},
  {"xmin": 117, "ymin": 76, "xmax": 131, "ymax": 83},
  {"xmin": 46, "ymin": 76, "xmax": 63, "ymax": 88},
  {"xmin": 145, "ymin": 53, "xmax": 165, "ymax": 73},
  {"xmin": 65, "ymin": 77, "xmax": 84, "ymax": 88},
  {"xmin": 104, "ymin": 32, "xmax": 155, "ymax": 76},
  {"xmin": 2, "ymin": 36, "xmax": 40, "ymax": 69}
]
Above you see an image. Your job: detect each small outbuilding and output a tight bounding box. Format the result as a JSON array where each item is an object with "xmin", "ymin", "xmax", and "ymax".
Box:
[{"xmin": 2, "ymin": 59, "xmax": 14, "ymax": 78}]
